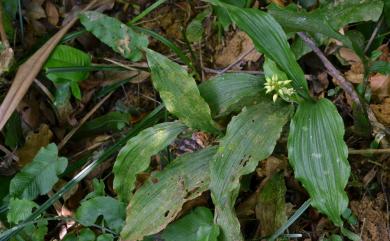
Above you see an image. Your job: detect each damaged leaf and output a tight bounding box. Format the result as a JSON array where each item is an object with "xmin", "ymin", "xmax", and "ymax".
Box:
[
  {"xmin": 121, "ymin": 147, "xmax": 217, "ymax": 241},
  {"xmin": 210, "ymin": 101, "xmax": 292, "ymax": 241},
  {"xmin": 80, "ymin": 11, "xmax": 148, "ymax": 62}
]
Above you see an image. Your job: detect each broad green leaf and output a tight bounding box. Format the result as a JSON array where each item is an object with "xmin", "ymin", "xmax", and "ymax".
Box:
[
  {"xmin": 146, "ymin": 48, "xmax": 219, "ymax": 133},
  {"xmin": 75, "ymin": 196, "xmax": 125, "ymax": 233},
  {"xmin": 113, "ymin": 121, "xmax": 186, "ymax": 202},
  {"xmin": 63, "ymin": 228, "xmax": 96, "ymax": 241},
  {"xmin": 256, "ymin": 173, "xmax": 287, "ymax": 237},
  {"xmin": 10, "ymin": 220, "xmax": 48, "ymax": 241},
  {"xmin": 74, "ymin": 112, "xmax": 131, "ymax": 139},
  {"xmin": 199, "ymin": 73, "xmax": 265, "ymax": 117},
  {"xmin": 210, "ymin": 101, "xmax": 292, "ymax": 241},
  {"xmin": 218, "ymin": 2, "xmax": 310, "ymax": 99},
  {"xmin": 263, "ymin": 57, "xmax": 288, "ymax": 80},
  {"xmin": 288, "ymin": 99, "xmax": 350, "ymax": 226},
  {"xmin": 97, "ymin": 234, "xmax": 114, "ymax": 241},
  {"xmin": 162, "ymin": 207, "xmax": 219, "ymax": 241},
  {"xmin": 82, "ymin": 179, "xmax": 106, "ymax": 201},
  {"xmin": 80, "ymin": 11, "xmax": 148, "ymax": 62},
  {"xmin": 3, "ymin": 112, "xmax": 23, "ymax": 149},
  {"xmin": 268, "ymin": 4, "xmax": 354, "ymax": 50},
  {"xmin": 45, "ymin": 45, "xmax": 91, "ymax": 83},
  {"xmin": 322, "ymin": 0, "xmax": 383, "ymax": 30},
  {"xmin": 7, "ymin": 198, "xmax": 38, "ymax": 224},
  {"xmin": 121, "ymin": 147, "xmax": 217, "ymax": 241},
  {"xmin": 369, "ymin": 61, "xmax": 390, "ymax": 75},
  {"xmin": 9, "ymin": 143, "xmax": 68, "ymax": 200},
  {"xmin": 385, "ymin": 0, "xmax": 390, "ymax": 27}
]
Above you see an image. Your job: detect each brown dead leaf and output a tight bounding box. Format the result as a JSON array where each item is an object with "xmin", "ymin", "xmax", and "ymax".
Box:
[
  {"xmin": 45, "ymin": 1, "xmax": 59, "ymax": 26},
  {"xmin": 370, "ymin": 98, "xmax": 390, "ymax": 126},
  {"xmin": 256, "ymin": 156, "xmax": 287, "ymax": 178},
  {"xmin": 370, "ymin": 74, "xmax": 390, "ymax": 100},
  {"xmin": 345, "ymin": 62, "xmax": 364, "ymax": 84},
  {"xmin": 339, "ymin": 47, "xmax": 361, "ymax": 64},
  {"xmin": 16, "ymin": 124, "xmax": 53, "ymax": 167},
  {"xmin": 350, "ymin": 193, "xmax": 389, "ymax": 241},
  {"xmin": 26, "ymin": 1, "xmax": 46, "ymax": 20},
  {"xmin": 214, "ymin": 31, "xmax": 261, "ymax": 67}
]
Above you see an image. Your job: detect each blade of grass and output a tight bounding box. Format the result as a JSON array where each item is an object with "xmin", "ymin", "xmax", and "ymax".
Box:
[
  {"xmin": 0, "ymin": 105, "xmax": 165, "ymax": 241},
  {"xmin": 0, "ymin": 0, "xmax": 99, "ymax": 131},
  {"xmin": 267, "ymin": 199, "xmax": 311, "ymax": 241},
  {"xmin": 129, "ymin": 0, "xmax": 168, "ymax": 24}
]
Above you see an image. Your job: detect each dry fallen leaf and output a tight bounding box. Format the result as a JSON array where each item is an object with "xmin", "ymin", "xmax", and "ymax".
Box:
[
  {"xmin": 45, "ymin": 1, "xmax": 60, "ymax": 26},
  {"xmin": 370, "ymin": 97, "xmax": 390, "ymax": 126},
  {"xmin": 16, "ymin": 124, "xmax": 53, "ymax": 167},
  {"xmin": 214, "ymin": 31, "xmax": 261, "ymax": 67},
  {"xmin": 345, "ymin": 62, "xmax": 364, "ymax": 84},
  {"xmin": 370, "ymin": 74, "xmax": 390, "ymax": 100}
]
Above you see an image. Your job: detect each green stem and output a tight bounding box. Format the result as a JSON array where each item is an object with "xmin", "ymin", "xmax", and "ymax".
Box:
[{"xmin": 129, "ymin": 0, "xmax": 168, "ymax": 25}]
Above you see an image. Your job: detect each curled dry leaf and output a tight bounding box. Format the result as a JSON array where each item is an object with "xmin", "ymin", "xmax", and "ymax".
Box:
[
  {"xmin": 45, "ymin": 1, "xmax": 60, "ymax": 26},
  {"xmin": 370, "ymin": 97, "xmax": 390, "ymax": 126}
]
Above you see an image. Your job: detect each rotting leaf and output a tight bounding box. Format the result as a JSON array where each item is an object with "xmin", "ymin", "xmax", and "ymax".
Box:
[
  {"xmin": 210, "ymin": 100, "xmax": 292, "ymax": 241},
  {"xmin": 113, "ymin": 121, "xmax": 186, "ymax": 202},
  {"xmin": 256, "ymin": 172, "xmax": 287, "ymax": 237},
  {"xmin": 121, "ymin": 147, "xmax": 217, "ymax": 241}
]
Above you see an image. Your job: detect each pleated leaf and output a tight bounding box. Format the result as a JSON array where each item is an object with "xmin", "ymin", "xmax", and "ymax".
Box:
[
  {"xmin": 217, "ymin": 2, "xmax": 310, "ymax": 99},
  {"xmin": 80, "ymin": 11, "xmax": 148, "ymax": 62},
  {"xmin": 210, "ymin": 101, "xmax": 293, "ymax": 241},
  {"xmin": 7, "ymin": 198, "xmax": 38, "ymax": 225},
  {"xmin": 199, "ymin": 73, "xmax": 265, "ymax": 117},
  {"xmin": 146, "ymin": 48, "xmax": 219, "ymax": 133},
  {"xmin": 121, "ymin": 147, "xmax": 217, "ymax": 241},
  {"xmin": 9, "ymin": 143, "xmax": 68, "ymax": 200},
  {"xmin": 113, "ymin": 121, "xmax": 186, "ymax": 202},
  {"xmin": 288, "ymin": 99, "xmax": 350, "ymax": 226}
]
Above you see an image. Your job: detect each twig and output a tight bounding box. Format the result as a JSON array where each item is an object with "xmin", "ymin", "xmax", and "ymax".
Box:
[
  {"xmin": 58, "ymin": 92, "xmax": 112, "ymax": 150},
  {"xmin": 298, "ymin": 32, "xmax": 390, "ymax": 136},
  {"xmin": 365, "ymin": 16, "xmax": 384, "ymax": 53},
  {"xmin": 218, "ymin": 47, "xmax": 256, "ymax": 74},
  {"xmin": 348, "ymin": 148, "xmax": 390, "ymax": 155},
  {"xmin": 203, "ymin": 67, "xmax": 264, "ymax": 75}
]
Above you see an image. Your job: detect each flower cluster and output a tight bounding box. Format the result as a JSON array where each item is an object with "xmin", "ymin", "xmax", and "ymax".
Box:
[{"xmin": 264, "ymin": 74, "xmax": 295, "ymax": 102}]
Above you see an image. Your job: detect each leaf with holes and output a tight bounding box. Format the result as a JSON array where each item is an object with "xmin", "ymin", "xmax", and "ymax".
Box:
[
  {"xmin": 146, "ymin": 48, "xmax": 219, "ymax": 133},
  {"xmin": 75, "ymin": 196, "xmax": 126, "ymax": 233},
  {"xmin": 80, "ymin": 11, "xmax": 148, "ymax": 62},
  {"xmin": 9, "ymin": 143, "xmax": 68, "ymax": 200},
  {"xmin": 199, "ymin": 73, "xmax": 265, "ymax": 117},
  {"xmin": 113, "ymin": 121, "xmax": 186, "ymax": 202},
  {"xmin": 121, "ymin": 147, "xmax": 217, "ymax": 241},
  {"xmin": 210, "ymin": 100, "xmax": 292, "ymax": 241},
  {"xmin": 288, "ymin": 99, "xmax": 350, "ymax": 226}
]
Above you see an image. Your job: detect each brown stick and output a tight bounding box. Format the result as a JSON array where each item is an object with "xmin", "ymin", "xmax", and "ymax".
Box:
[
  {"xmin": 297, "ymin": 32, "xmax": 390, "ymax": 136},
  {"xmin": 0, "ymin": 0, "xmax": 98, "ymax": 131},
  {"xmin": 349, "ymin": 148, "xmax": 390, "ymax": 155}
]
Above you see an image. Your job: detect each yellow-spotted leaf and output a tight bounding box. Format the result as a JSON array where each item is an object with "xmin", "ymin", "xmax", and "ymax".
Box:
[
  {"xmin": 146, "ymin": 48, "xmax": 220, "ymax": 134},
  {"xmin": 288, "ymin": 99, "xmax": 350, "ymax": 226},
  {"xmin": 210, "ymin": 101, "xmax": 293, "ymax": 241}
]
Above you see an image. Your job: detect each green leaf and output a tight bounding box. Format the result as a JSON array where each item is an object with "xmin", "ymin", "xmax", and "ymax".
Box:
[
  {"xmin": 7, "ymin": 198, "xmax": 38, "ymax": 224},
  {"xmin": 3, "ymin": 112, "xmax": 23, "ymax": 149},
  {"xmin": 288, "ymin": 99, "xmax": 350, "ymax": 226},
  {"xmin": 198, "ymin": 73, "xmax": 265, "ymax": 117},
  {"xmin": 113, "ymin": 121, "xmax": 186, "ymax": 202},
  {"xmin": 218, "ymin": 2, "xmax": 310, "ymax": 99},
  {"xmin": 210, "ymin": 101, "xmax": 292, "ymax": 241},
  {"xmin": 186, "ymin": 9, "xmax": 211, "ymax": 43},
  {"xmin": 75, "ymin": 196, "xmax": 126, "ymax": 233},
  {"xmin": 256, "ymin": 173, "xmax": 287, "ymax": 237},
  {"xmin": 162, "ymin": 207, "xmax": 219, "ymax": 241},
  {"xmin": 146, "ymin": 48, "xmax": 219, "ymax": 133},
  {"xmin": 322, "ymin": 0, "xmax": 383, "ymax": 30},
  {"xmin": 75, "ymin": 112, "xmax": 131, "ymax": 139},
  {"xmin": 120, "ymin": 147, "xmax": 217, "ymax": 241},
  {"xmin": 263, "ymin": 57, "xmax": 288, "ymax": 80},
  {"xmin": 45, "ymin": 45, "xmax": 91, "ymax": 83},
  {"xmin": 80, "ymin": 11, "xmax": 148, "ymax": 62},
  {"xmin": 369, "ymin": 61, "xmax": 390, "ymax": 75},
  {"xmin": 97, "ymin": 234, "xmax": 114, "ymax": 241},
  {"xmin": 63, "ymin": 228, "xmax": 96, "ymax": 241},
  {"xmin": 83, "ymin": 179, "xmax": 106, "ymax": 201},
  {"xmin": 9, "ymin": 143, "xmax": 68, "ymax": 200}
]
